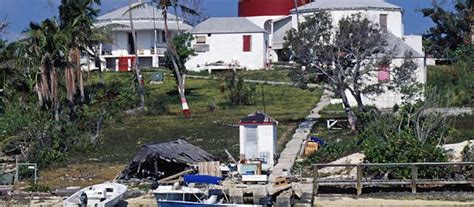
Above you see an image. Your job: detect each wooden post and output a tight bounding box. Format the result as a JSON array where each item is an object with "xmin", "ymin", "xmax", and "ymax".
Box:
[
  {"xmin": 411, "ymin": 165, "xmax": 418, "ymax": 194},
  {"xmin": 356, "ymin": 165, "xmax": 362, "ymax": 196},
  {"xmin": 312, "ymin": 165, "xmax": 319, "ymax": 205}
]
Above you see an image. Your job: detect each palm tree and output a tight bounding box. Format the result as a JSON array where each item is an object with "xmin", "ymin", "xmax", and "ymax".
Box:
[
  {"xmin": 127, "ymin": 1, "xmax": 146, "ymax": 108},
  {"xmin": 26, "ymin": 19, "xmax": 69, "ymax": 121},
  {"xmin": 59, "ymin": 0, "xmax": 101, "ymax": 103},
  {"xmin": 128, "ymin": 0, "xmax": 201, "ymax": 117}
]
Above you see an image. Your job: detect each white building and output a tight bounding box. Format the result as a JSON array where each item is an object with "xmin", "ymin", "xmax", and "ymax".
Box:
[
  {"xmin": 239, "ymin": 111, "xmax": 278, "ymax": 171},
  {"xmin": 286, "ymin": 0, "xmax": 426, "ymax": 109},
  {"xmin": 185, "ymin": 17, "xmax": 269, "ymax": 72},
  {"xmin": 93, "ymin": 3, "xmax": 192, "ymax": 71}
]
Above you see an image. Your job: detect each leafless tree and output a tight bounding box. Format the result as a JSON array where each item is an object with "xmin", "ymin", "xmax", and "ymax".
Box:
[{"xmin": 285, "ymin": 12, "xmax": 418, "ymax": 131}]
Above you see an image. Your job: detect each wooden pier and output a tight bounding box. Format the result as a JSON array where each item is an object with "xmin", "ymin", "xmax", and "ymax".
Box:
[{"xmin": 312, "ymin": 162, "xmax": 474, "ymax": 199}]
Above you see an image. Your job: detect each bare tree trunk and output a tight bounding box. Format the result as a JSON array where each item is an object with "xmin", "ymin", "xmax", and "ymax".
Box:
[
  {"xmin": 353, "ymin": 91, "xmax": 365, "ymax": 112},
  {"xmin": 163, "ymin": 7, "xmax": 191, "ymax": 117},
  {"xmin": 340, "ymin": 88, "xmax": 357, "ymax": 132},
  {"xmin": 129, "ymin": 1, "xmax": 146, "ymax": 108},
  {"xmin": 95, "ymin": 48, "xmax": 104, "ymax": 86}
]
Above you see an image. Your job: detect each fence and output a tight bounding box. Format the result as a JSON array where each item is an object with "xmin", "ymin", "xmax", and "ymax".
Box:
[{"xmin": 312, "ymin": 162, "xmax": 474, "ymax": 198}]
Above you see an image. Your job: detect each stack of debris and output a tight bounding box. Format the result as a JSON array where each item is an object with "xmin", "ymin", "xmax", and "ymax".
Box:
[{"xmin": 119, "ymin": 139, "xmax": 216, "ymax": 180}]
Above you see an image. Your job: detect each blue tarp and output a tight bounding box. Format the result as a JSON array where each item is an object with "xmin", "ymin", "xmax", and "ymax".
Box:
[
  {"xmin": 183, "ymin": 175, "xmax": 222, "ymax": 185},
  {"xmin": 309, "ymin": 136, "xmax": 326, "ymax": 146}
]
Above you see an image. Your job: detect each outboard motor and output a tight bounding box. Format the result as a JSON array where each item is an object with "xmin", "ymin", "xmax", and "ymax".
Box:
[
  {"xmin": 150, "ymin": 180, "xmax": 159, "ymax": 190},
  {"xmin": 79, "ymin": 192, "xmax": 88, "ymax": 207}
]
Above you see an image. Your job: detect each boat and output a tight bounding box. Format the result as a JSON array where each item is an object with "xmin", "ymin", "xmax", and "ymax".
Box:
[
  {"xmin": 63, "ymin": 182, "xmax": 127, "ymax": 207},
  {"xmin": 153, "ymin": 184, "xmax": 207, "ymax": 203},
  {"xmin": 157, "ymin": 200, "xmax": 263, "ymax": 207},
  {"xmin": 153, "ymin": 175, "xmax": 265, "ymax": 207}
]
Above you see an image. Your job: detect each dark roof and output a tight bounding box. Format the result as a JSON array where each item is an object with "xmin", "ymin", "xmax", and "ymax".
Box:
[
  {"xmin": 120, "ymin": 139, "xmax": 216, "ymax": 179},
  {"xmin": 240, "ymin": 111, "xmax": 277, "ymax": 124},
  {"xmin": 131, "ymin": 139, "xmax": 215, "ymax": 165}
]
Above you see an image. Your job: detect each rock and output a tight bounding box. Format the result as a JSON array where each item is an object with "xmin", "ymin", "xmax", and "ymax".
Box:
[
  {"xmin": 442, "ymin": 140, "xmax": 474, "ymax": 162},
  {"xmin": 318, "ymin": 153, "xmax": 365, "ymax": 179}
]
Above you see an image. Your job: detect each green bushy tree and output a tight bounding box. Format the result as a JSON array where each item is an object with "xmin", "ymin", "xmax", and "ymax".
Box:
[{"xmin": 220, "ymin": 72, "xmax": 256, "ymax": 106}]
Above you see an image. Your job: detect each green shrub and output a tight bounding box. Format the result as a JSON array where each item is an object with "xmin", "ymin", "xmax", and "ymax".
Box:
[
  {"xmin": 305, "ymin": 138, "xmax": 358, "ymax": 164},
  {"xmin": 220, "ymin": 72, "xmax": 257, "ymax": 106},
  {"xmin": 360, "ymin": 102, "xmax": 449, "ymax": 179},
  {"xmin": 26, "ymin": 183, "xmax": 50, "ymax": 192}
]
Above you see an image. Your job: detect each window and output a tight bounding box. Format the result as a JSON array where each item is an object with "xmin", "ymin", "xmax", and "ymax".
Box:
[
  {"xmin": 378, "ymin": 64, "xmax": 390, "ymax": 82},
  {"xmin": 243, "ymin": 35, "xmax": 252, "ymax": 52},
  {"xmin": 380, "ymin": 14, "xmax": 388, "ymax": 31},
  {"xmin": 161, "ymin": 31, "xmax": 167, "ymax": 43},
  {"xmin": 196, "ymin": 36, "xmax": 206, "ymax": 44}
]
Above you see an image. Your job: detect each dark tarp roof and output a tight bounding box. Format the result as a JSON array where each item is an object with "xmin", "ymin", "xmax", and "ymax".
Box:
[
  {"xmin": 240, "ymin": 111, "xmax": 278, "ymax": 124},
  {"xmin": 120, "ymin": 139, "xmax": 216, "ymax": 179}
]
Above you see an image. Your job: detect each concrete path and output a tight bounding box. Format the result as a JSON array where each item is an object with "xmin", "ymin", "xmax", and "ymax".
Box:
[{"xmin": 270, "ymin": 90, "xmax": 332, "ymax": 180}]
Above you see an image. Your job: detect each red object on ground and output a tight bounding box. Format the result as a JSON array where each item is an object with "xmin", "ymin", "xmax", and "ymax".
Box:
[
  {"xmin": 118, "ymin": 56, "xmax": 136, "ymax": 72},
  {"xmin": 238, "ymin": 0, "xmax": 311, "ymax": 17}
]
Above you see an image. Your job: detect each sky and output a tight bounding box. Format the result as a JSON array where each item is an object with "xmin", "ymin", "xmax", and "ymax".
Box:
[{"xmin": 0, "ymin": 0, "xmax": 454, "ymax": 41}]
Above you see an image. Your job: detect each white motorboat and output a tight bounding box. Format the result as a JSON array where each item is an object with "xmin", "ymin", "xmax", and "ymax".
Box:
[{"xmin": 63, "ymin": 182, "xmax": 127, "ymax": 207}]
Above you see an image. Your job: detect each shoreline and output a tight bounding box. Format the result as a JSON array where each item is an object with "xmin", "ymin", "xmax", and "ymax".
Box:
[{"xmin": 2, "ymin": 193, "xmax": 474, "ymax": 207}]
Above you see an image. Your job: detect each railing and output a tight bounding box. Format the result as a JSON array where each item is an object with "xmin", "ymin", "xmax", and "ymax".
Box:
[{"xmin": 312, "ymin": 162, "xmax": 474, "ymax": 198}]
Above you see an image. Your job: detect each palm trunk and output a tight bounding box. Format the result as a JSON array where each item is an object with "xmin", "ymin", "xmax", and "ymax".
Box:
[
  {"xmin": 50, "ymin": 67, "xmax": 59, "ymax": 121},
  {"xmin": 128, "ymin": 2, "xmax": 146, "ymax": 108},
  {"xmin": 65, "ymin": 66, "xmax": 76, "ymax": 102},
  {"xmin": 163, "ymin": 7, "xmax": 190, "ymax": 117},
  {"xmin": 71, "ymin": 47, "xmax": 84, "ymax": 102},
  {"xmin": 340, "ymin": 88, "xmax": 357, "ymax": 132}
]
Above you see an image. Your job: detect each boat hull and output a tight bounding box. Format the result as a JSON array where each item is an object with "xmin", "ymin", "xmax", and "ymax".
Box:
[
  {"xmin": 158, "ymin": 200, "xmax": 263, "ymax": 207},
  {"xmin": 63, "ymin": 183, "xmax": 127, "ymax": 207}
]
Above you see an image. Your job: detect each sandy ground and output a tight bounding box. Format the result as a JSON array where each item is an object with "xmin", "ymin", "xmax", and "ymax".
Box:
[
  {"xmin": 314, "ymin": 196, "xmax": 474, "ymax": 207},
  {"xmin": 2, "ymin": 195, "xmax": 474, "ymax": 207}
]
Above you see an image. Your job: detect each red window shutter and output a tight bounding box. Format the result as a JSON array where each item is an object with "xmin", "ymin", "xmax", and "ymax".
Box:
[
  {"xmin": 378, "ymin": 64, "xmax": 390, "ymax": 82},
  {"xmin": 243, "ymin": 35, "xmax": 251, "ymax": 52}
]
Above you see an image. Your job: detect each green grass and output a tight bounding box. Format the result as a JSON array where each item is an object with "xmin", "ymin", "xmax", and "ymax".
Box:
[
  {"xmin": 237, "ymin": 69, "xmax": 291, "ymax": 82},
  {"xmin": 74, "ymin": 71, "xmax": 322, "ymax": 163},
  {"xmin": 447, "ymin": 114, "xmax": 474, "ymax": 144},
  {"xmin": 187, "ymin": 69, "xmax": 292, "ymax": 82}
]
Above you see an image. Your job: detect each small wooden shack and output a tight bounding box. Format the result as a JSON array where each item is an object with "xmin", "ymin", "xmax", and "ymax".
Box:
[
  {"xmin": 119, "ymin": 139, "xmax": 216, "ymax": 179},
  {"xmin": 239, "ymin": 111, "xmax": 278, "ymax": 171}
]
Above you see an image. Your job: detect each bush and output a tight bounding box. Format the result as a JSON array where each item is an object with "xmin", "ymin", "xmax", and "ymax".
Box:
[
  {"xmin": 360, "ymin": 101, "xmax": 449, "ymax": 179},
  {"xmin": 305, "ymin": 138, "xmax": 358, "ymax": 164},
  {"xmin": 220, "ymin": 72, "xmax": 257, "ymax": 106},
  {"xmin": 26, "ymin": 183, "xmax": 50, "ymax": 192}
]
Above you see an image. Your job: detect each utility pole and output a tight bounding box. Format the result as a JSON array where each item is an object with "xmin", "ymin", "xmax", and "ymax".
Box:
[
  {"xmin": 293, "ymin": 0, "xmax": 301, "ymax": 31},
  {"xmin": 261, "ymin": 84, "xmax": 266, "ymax": 113}
]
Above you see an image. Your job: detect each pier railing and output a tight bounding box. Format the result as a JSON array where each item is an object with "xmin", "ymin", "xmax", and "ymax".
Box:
[{"xmin": 312, "ymin": 162, "xmax": 474, "ymax": 197}]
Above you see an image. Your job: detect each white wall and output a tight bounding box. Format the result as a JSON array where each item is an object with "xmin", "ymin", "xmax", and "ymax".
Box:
[
  {"xmin": 294, "ymin": 9, "xmax": 404, "ymax": 38},
  {"xmin": 136, "ymin": 31, "xmax": 154, "ymax": 54},
  {"xmin": 186, "ymin": 32, "xmax": 268, "ymax": 71},
  {"xmin": 342, "ymin": 57, "xmax": 426, "ymax": 109},
  {"xmin": 403, "ymin": 35, "xmax": 424, "ymax": 56},
  {"xmin": 111, "ymin": 32, "xmax": 129, "ymax": 56},
  {"xmin": 239, "ymin": 124, "xmax": 277, "ymax": 171}
]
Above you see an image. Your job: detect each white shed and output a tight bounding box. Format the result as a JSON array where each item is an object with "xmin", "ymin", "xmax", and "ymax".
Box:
[{"xmin": 239, "ymin": 111, "xmax": 278, "ymax": 171}]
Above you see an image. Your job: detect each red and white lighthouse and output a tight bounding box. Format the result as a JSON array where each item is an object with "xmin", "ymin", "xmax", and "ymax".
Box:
[{"xmin": 238, "ymin": 0, "xmax": 311, "ymax": 17}]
